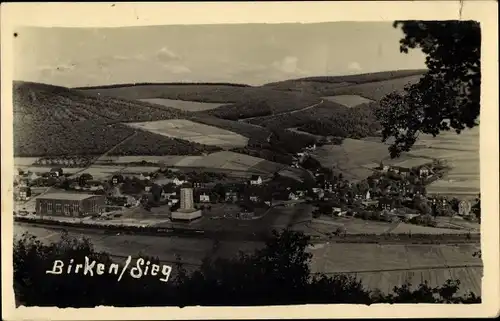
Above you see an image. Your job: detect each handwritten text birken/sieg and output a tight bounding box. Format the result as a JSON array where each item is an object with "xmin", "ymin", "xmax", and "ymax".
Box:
[{"xmin": 46, "ymin": 256, "xmax": 172, "ymax": 282}]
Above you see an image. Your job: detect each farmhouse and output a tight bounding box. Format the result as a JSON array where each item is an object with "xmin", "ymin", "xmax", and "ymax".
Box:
[
  {"xmin": 173, "ymin": 177, "xmax": 186, "ymax": 186},
  {"xmin": 144, "ymin": 181, "xmax": 153, "ymax": 192},
  {"xmin": 36, "ymin": 193, "xmax": 105, "ymax": 217},
  {"xmin": 379, "ymin": 198, "xmax": 396, "ymax": 211},
  {"xmin": 199, "ymin": 193, "xmax": 210, "ymax": 203},
  {"xmin": 111, "ymin": 175, "xmax": 123, "ymax": 185},
  {"xmin": 249, "ymin": 175, "xmax": 263, "ymax": 186},
  {"xmin": 249, "ymin": 195, "xmax": 260, "ymax": 203},
  {"xmin": 18, "ymin": 186, "xmax": 32, "ymax": 201},
  {"xmin": 193, "ymin": 182, "xmax": 206, "ymax": 189},
  {"xmin": 50, "ymin": 167, "xmax": 63, "ymax": 177},
  {"xmin": 419, "ymin": 166, "xmax": 431, "ymax": 177}
]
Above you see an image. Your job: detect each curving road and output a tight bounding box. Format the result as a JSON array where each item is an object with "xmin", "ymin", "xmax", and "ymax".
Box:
[{"xmin": 239, "ymin": 99, "xmax": 324, "ymax": 123}]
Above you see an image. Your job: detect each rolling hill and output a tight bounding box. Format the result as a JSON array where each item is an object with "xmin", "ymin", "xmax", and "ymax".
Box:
[
  {"xmin": 262, "ymin": 69, "xmax": 426, "ymax": 97},
  {"xmin": 240, "ymin": 69, "xmax": 426, "ymax": 137},
  {"xmin": 12, "ymin": 81, "xmax": 220, "ymax": 157},
  {"xmin": 13, "ymin": 69, "xmax": 426, "ymax": 159},
  {"xmin": 76, "ymin": 82, "xmax": 322, "ymax": 120}
]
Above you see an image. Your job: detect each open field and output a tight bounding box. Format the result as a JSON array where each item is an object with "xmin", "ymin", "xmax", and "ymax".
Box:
[
  {"xmin": 409, "ymin": 127, "xmax": 479, "ymax": 197},
  {"xmin": 308, "ymin": 242, "xmax": 481, "ymax": 296},
  {"xmin": 126, "ymin": 119, "xmax": 249, "ymax": 148},
  {"xmin": 95, "ymin": 155, "xmax": 185, "ymax": 165},
  {"xmin": 96, "ymin": 151, "xmax": 287, "ymax": 177},
  {"xmin": 311, "ymin": 129, "xmax": 479, "ymax": 196},
  {"xmin": 299, "ymin": 215, "xmax": 478, "ymax": 236},
  {"xmin": 310, "ymin": 138, "xmax": 430, "ymax": 181},
  {"xmin": 14, "ymin": 223, "xmax": 481, "ymax": 296},
  {"xmin": 322, "ymin": 95, "xmax": 374, "ymax": 108},
  {"xmin": 180, "ymin": 151, "xmax": 286, "ymax": 175},
  {"xmin": 328, "ymin": 75, "xmax": 424, "ymax": 101},
  {"xmin": 188, "ymin": 115, "xmax": 271, "ymax": 143},
  {"xmin": 139, "ymin": 98, "xmax": 225, "ymax": 112}
]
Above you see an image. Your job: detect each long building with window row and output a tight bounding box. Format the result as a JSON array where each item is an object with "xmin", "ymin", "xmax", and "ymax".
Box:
[{"xmin": 36, "ymin": 193, "xmax": 105, "ymax": 217}]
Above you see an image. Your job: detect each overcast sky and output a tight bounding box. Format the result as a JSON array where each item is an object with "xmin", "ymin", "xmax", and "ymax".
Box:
[{"xmin": 13, "ymin": 22, "xmax": 426, "ymax": 87}]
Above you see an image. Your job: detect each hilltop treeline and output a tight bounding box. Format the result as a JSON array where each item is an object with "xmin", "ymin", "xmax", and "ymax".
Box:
[
  {"xmin": 74, "ymin": 82, "xmax": 252, "ymax": 90},
  {"xmin": 265, "ymin": 69, "xmax": 426, "ymax": 86}
]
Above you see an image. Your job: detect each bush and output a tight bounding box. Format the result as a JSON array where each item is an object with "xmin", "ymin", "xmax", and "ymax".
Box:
[{"xmin": 14, "ymin": 229, "xmax": 480, "ymax": 307}]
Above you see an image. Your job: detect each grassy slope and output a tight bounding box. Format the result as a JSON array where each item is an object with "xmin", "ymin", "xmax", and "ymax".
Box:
[{"xmin": 13, "ymin": 81, "xmax": 220, "ymax": 157}]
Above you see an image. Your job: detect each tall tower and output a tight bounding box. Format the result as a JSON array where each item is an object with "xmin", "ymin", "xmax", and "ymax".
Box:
[{"xmin": 180, "ymin": 187, "xmax": 194, "ymax": 211}]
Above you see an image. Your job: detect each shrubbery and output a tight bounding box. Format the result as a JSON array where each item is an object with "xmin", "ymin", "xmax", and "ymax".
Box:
[{"xmin": 13, "ymin": 229, "xmax": 480, "ymax": 307}]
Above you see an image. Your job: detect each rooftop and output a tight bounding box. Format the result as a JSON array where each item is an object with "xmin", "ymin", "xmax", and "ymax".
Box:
[
  {"xmin": 390, "ymin": 158, "xmax": 432, "ymax": 169},
  {"xmin": 37, "ymin": 193, "xmax": 97, "ymax": 201}
]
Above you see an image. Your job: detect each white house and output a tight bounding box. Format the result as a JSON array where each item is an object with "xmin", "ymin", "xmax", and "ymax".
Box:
[
  {"xmin": 199, "ymin": 193, "xmax": 210, "ymax": 203},
  {"xmin": 289, "ymin": 192, "xmax": 299, "ymax": 201},
  {"xmin": 365, "ymin": 190, "xmax": 371, "ymax": 200},
  {"xmin": 173, "ymin": 177, "xmax": 186, "ymax": 186},
  {"xmin": 138, "ymin": 173, "xmax": 151, "ymax": 181},
  {"xmin": 419, "ymin": 166, "xmax": 431, "ymax": 177},
  {"xmin": 27, "ymin": 172, "xmax": 39, "ymax": 181},
  {"xmin": 249, "ymin": 175, "xmax": 263, "ymax": 186},
  {"xmin": 305, "ymin": 144, "xmax": 317, "ymax": 151},
  {"xmin": 168, "ymin": 199, "xmax": 179, "ymax": 206},
  {"xmin": 312, "ymin": 187, "xmax": 322, "ymax": 193},
  {"xmin": 249, "ymin": 195, "xmax": 260, "ymax": 203}
]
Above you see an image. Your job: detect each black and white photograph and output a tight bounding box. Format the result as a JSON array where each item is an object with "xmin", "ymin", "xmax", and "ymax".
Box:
[{"xmin": 1, "ymin": 2, "xmax": 498, "ymax": 319}]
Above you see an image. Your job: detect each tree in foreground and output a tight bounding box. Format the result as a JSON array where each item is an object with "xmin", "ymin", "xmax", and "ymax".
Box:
[
  {"xmin": 14, "ymin": 230, "xmax": 480, "ymax": 307},
  {"xmin": 376, "ymin": 21, "xmax": 481, "ymax": 158}
]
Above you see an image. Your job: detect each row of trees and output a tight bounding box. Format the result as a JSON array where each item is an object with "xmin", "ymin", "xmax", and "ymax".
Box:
[{"xmin": 14, "ymin": 229, "xmax": 480, "ymax": 307}]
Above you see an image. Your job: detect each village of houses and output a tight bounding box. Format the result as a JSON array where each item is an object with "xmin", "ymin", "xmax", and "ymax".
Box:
[{"xmin": 13, "ymin": 144, "xmax": 481, "ymax": 236}]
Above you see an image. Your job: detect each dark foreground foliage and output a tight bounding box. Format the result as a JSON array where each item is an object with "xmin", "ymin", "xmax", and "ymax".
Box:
[
  {"xmin": 376, "ymin": 21, "xmax": 481, "ymax": 158},
  {"xmin": 14, "ymin": 229, "xmax": 480, "ymax": 307}
]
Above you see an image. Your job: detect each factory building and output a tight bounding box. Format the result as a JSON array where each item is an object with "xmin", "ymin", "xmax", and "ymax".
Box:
[{"xmin": 36, "ymin": 193, "xmax": 105, "ymax": 217}]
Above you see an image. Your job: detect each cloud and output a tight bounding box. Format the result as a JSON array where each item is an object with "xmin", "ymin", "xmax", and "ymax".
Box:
[
  {"xmin": 161, "ymin": 63, "xmax": 191, "ymax": 74},
  {"xmin": 272, "ymin": 56, "xmax": 299, "ymax": 74},
  {"xmin": 38, "ymin": 62, "xmax": 77, "ymax": 75},
  {"xmin": 347, "ymin": 61, "xmax": 362, "ymax": 72},
  {"xmin": 157, "ymin": 47, "xmax": 181, "ymax": 62}
]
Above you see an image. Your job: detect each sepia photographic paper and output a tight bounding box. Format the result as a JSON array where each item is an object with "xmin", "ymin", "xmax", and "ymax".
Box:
[{"xmin": 1, "ymin": 1, "xmax": 499, "ymax": 319}]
